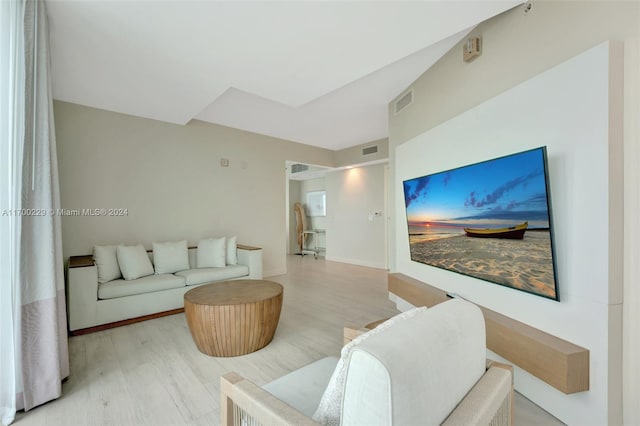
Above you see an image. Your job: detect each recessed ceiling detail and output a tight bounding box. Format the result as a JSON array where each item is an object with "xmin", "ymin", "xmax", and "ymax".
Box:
[{"xmin": 46, "ymin": 1, "xmax": 521, "ymax": 150}]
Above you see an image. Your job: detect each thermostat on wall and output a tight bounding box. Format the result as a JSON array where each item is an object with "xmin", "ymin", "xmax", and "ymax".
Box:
[{"xmin": 463, "ymin": 37, "xmax": 482, "ymax": 62}]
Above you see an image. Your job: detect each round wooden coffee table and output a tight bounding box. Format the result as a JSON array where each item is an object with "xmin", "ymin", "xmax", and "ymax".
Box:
[{"xmin": 184, "ymin": 279, "xmax": 283, "ymax": 357}]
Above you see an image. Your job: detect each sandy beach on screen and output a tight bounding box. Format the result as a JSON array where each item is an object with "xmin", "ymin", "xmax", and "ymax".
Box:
[{"xmin": 410, "ymin": 231, "xmax": 556, "ymax": 298}]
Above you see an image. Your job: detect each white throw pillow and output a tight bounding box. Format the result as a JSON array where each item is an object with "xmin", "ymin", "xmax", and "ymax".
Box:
[
  {"xmin": 116, "ymin": 244, "xmax": 154, "ymax": 280},
  {"xmin": 93, "ymin": 245, "xmax": 122, "ymax": 283},
  {"xmin": 312, "ymin": 306, "xmax": 428, "ymax": 426},
  {"xmin": 226, "ymin": 236, "xmax": 237, "ymax": 265},
  {"xmin": 197, "ymin": 237, "xmax": 226, "ymax": 268},
  {"xmin": 152, "ymin": 240, "xmax": 189, "ymax": 274}
]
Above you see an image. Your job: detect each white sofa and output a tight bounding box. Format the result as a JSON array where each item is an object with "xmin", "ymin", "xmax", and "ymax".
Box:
[
  {"xmin": 67, "ymin": 244, "xmax": 262, "ymax": 333},
  {"xmin": 221, "ymin": 299, "xmax": 514, "ymax": 426}
]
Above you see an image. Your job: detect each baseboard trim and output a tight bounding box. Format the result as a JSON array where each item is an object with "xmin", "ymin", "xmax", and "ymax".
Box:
[{"xmin": 69, "ymin": 308, "xmax": 185, "ymax": 336}]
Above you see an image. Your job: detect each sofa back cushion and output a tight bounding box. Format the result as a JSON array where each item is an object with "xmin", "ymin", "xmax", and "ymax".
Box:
[
  {"xmin": 93, "ymin": 245, "xmax": 122, "ymax": 283},
  {"xmin": 116, "ymin": 244, "xmax": 155, "ymax": 280},
  {"xmin": 188, "ymin": 248, "xmax": 197, "ymax": 269},
  {"xmin": 226, "ymin": 236, "xmax": 238, "ymax": 265},
  {"xmin": 341, "ymin": 299, "xmax": 486, "ymax": 426},
  {"xmin": 152, "ymin": 240, "xmax": 189, "ymax": 274},
  {"xmin": 197, "ymin": 237, "xmax": 226, "ymax": 268}
]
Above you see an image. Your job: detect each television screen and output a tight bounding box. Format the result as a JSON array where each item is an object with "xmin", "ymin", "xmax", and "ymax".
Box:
[{"xmin": 403, "ymin": 147, "xmax": 559, "ymax": 300}]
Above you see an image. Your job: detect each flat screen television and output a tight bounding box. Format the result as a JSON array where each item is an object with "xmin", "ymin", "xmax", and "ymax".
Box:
[{"xmin": 403, "ymin": 146, "xmax": 559, "ymax": 300}]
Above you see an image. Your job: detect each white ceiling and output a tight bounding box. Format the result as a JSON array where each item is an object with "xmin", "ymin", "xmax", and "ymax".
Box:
[{"xmin": 46, "ymin": 1, "xmax": 521, "ymax": 151}]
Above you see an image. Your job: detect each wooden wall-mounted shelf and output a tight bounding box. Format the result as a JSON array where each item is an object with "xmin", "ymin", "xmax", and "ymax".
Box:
[{"xmin": 388, "ymin": 273, "xmax": 589, "ymax": 394}]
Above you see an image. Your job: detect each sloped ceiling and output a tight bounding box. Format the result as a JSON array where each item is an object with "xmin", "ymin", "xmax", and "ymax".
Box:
[{"xmin": 47, "ymin": 1, "xmax": 521, "ymax": 150}]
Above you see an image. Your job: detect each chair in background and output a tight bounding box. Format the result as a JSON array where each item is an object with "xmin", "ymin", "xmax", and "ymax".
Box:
[
  {"xmin": 220, "ymin": 299, "xmax": 514, "ymax": 426},
  {"xmin": 294, "ymin": 202, "xmax": 315, "ymax": 256}
]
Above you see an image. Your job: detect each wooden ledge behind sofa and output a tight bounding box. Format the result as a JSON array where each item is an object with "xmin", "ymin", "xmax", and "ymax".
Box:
[{"xmin": 388, "ymin": 273, "xmax": 589, "ymax": 395}]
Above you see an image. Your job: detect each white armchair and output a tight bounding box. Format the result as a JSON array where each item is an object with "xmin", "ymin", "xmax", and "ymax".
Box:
[{"xmin": 220, "ymin": 299, "xmax": 513, "ymax": 426}]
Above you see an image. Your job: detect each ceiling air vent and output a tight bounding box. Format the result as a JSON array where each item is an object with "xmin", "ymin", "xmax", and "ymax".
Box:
[
  {"xmin": 362, "ymin": 145, "xmax": 378, "ymax": 156},
  {"xmin": 394, "ymin": 89, "xmax": 413, "ymax": 115},
  {"xmin": 291, "ymin": 164, "xmax": 309, "ymax": 173}
]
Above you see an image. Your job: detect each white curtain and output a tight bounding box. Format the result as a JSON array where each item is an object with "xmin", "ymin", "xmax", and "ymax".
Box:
[
  {"xmin": 1, "ymin": 1, "xmax": 26, "ymax": 424},
  {"xmin": 0, "ymin": 1, "xmax": 69, "ymax": 424}
]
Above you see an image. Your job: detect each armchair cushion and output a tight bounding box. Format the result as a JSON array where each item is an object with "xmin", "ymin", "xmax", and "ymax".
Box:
[
  {"xmin": 341, "ymin": 299, "xmax": 486, "ymax": 426},
  {"xmin": 262, "ymin": 356, "xmax": 338, "ymax": 418},
  {"xmin": 313, "ymin": 306, "xmax": 428, "ymax": 425}
]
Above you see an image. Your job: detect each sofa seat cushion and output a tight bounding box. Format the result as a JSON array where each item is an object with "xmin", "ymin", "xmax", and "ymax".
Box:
[
  {"xmin": 175, "ymin": 265, "xmax": 249, "ymax": 286},
  {"xmin": 98, "ymin": 274, "xmax": 186, "ymax": 300},
  {"xmin": 263, "ymin": 356, "xmax": 339, "ymax": 418}
]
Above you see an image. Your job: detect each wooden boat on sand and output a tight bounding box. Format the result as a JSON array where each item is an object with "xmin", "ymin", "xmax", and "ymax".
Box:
[{"xmin": 464, "ymin": 221, "xmax": 528, "ymax": 239}]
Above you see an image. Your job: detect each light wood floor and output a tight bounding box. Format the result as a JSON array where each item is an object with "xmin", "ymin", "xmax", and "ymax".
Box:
[{"xmin": 15, "ymin": 256, "xmax": 564, "ymax": 426}]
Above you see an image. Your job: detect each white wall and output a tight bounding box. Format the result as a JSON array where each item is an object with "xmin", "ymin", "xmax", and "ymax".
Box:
[
  {"xmin": 54, "ymin": 101, "xmax": 334, "ymax": 277},
  {"xmin": 325, "ymin": 164, "xmax": 387, "ymax": 269},
  {"xmin": 394, "ymin": 43, "xmax": 620, "ymax": 425},
  {"xmin": 387, "ymin": 3, "xmax": 639, "ymax": 423}
]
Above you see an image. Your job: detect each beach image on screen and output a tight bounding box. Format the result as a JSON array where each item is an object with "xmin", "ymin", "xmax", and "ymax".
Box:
[{"xmin": 403, "ymin": 147, "xmax": 558, "ymax": 300}]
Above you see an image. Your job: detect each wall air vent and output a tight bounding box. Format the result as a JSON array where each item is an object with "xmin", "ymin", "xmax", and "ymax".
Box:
[
  {"xmin": 362, "ymin": 145, "xmax": 378, "ymax": 156},
  {"xmin": 394, "ymin": 89, "xmax": 413, "ymax": 115},
  {"xmin": 291, "ymin": 164, "xmax": 309, "ymax": 173}
]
